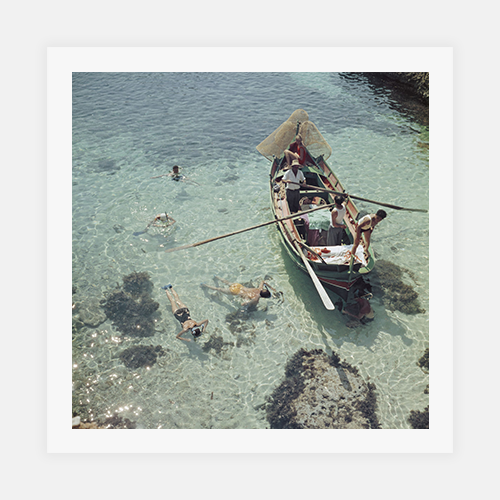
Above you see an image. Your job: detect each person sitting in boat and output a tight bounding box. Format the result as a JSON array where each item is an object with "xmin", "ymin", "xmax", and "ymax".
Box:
[
  {"xmin": 298, "ymin": 196, "xmax": 323, "ymax": 231},
  {"xmin": 342, "ymin": 295, "xmax": 375, "ymax": 327},
  {"xmin": 327, "ymin": 195, "xmax": 347, "ymax": 246},
  {"xmin": 152, "ymin": 212, "xmax": 176, "ymax": 228},
  {"xmin": 283, "ymin": 134, "xmax": 307, "ymax": 167},
  {"xmin": 162, "ymin": 284, "xmax": 208, "ymax": 342},
  {"xmin": 282, "ymin": 159, "xmax": 305, "ymax": 213},
  {"xmin": 201, "ymin": 276, "xmax": 274, "ymax": 310},
  {"xmin": 351, "ymin": 209, "xmax": 387, "ymax": 257}
]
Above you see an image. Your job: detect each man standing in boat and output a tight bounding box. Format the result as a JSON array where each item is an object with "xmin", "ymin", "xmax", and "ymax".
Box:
[
  {"xmin": 282, "ymin": 159, "xmax": 305, "ymax": 213},
  {"xmin": 351, "ymin": 210, "xmax": 387, "ymax": 257},
  {"xmin": 327, "ymin": 195, "xmax": 347, "ymax": 246}
]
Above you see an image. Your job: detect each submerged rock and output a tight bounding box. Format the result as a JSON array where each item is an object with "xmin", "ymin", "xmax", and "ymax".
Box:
[
  {"xmin": 266, "ymin": 348, "xmax": 380, "ymax": 429},
  {"xmin": 93, "ymin": 158, "xmax": 120, "ymax": 174},
  {"xmin": 122, "ymin": 271, "xmax": 153, "ymax": 297},
  {"xmin": 372, "ymin": 260, "xmax": 425, "ymax": 314},
  {"xmin": 76, "ymin": 297, "xmax": 107, "ymax": 327},
  {"xmin": 418, "ymin": 348, "xmax": 429, "ymax": 372},
  {"xmin": 73, "ymin": 413, "xmax": 137, "ymax": 429},
  {"xmin": 408, "ymin": 406, "xmax": 429, "ymax": 429},
  {"xmin": 202, "ymin": 334, "xmax": 233, "ymax": 356},
  {"xmin": 119, "ymin": 344, "xmax": 166, "ymax": 369},
  {"xmin": 100, "ymin": 272, "xmax": 160, "ymax": 337}
]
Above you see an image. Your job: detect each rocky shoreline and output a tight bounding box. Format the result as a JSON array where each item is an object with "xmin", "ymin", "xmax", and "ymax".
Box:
[{"xmin": 361, "ymin": 72, "xmax": 429, "ymax": 126}]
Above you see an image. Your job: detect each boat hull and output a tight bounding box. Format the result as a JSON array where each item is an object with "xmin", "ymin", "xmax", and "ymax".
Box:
[{"xmin": 269, "ymin": 154, "xmax": 375, "ymax": 304}]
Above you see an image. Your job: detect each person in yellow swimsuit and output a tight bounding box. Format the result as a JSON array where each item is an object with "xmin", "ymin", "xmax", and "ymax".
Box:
[{"xmin": 201, "ymin": 276, "xmax": 274, "ymax": 309}]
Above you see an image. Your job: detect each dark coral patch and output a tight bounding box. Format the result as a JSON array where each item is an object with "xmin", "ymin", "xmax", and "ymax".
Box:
[
  {"xmin": 100, "ymin": 272, "xmax": 160, "ymax": 337},
  {"xmin": 372, "ymin": 260, "xmax": 425, "ymax": 314},
  {"xmin": 266, "ymin": 348, "xmax": 380, "ymax": 429},
  {"xmin": 408, "ymin": 406, "xmax": 429, "ymax": 429},
  {"xmin": 119, "ymin": 345, "xmax": 166, "ymax": 369}
]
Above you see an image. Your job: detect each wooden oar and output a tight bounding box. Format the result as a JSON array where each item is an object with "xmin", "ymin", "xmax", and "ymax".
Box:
[
  {"xmin": 278, "ymin": 210, "xmax": 333, "ymax": 308},
  {"xmin": 294, "ymin": 242, "xmax": 335, "ymax": 311},
  {"xmin": 294, "ymin": 239, "xmax": 335, "ymax": 310},
  {"xmin": 164, "ymin": 203, "xmax": 335, "ymax": 253},
  {"xmin": 289, "ymin": 181, "xmax": 427, "ymax": 213},
  {"xmin": 279, "ymin": 218, "xmax": 335, "ymax": 310}
]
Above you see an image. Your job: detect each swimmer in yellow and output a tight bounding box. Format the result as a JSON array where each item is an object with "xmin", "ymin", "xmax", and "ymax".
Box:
[{"xmin": 201, "ymin": 276, "xmax": 274, "ymax": 309}]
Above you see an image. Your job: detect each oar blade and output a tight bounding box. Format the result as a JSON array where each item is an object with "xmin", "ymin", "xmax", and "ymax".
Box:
[{"xmin": 302, "ymin": 256, "xmax": 335, "ymax": 310}]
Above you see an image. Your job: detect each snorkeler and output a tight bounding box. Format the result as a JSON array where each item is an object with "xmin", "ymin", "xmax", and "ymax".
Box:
[
  {"xmin": 132, "ymin": 212, "xmax": 175, "ymax": 236},
  {"xmin": 162, "ymin": 285, "xmax": 208, "ymax": 342},
  {"xmin": 200, "ymin": 276, "xmax": 276, "ymax": 309},
  {"xmin": 152, "ymin": 212, "xmax": 176, "ymax": 228}
]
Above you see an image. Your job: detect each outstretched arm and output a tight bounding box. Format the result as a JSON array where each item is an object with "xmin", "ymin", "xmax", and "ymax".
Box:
[
  {"xmin": 197, "ymin": 319, "xmax": 209, "ymax": 331},
  {"xmin": 176, "ymin": 327, "xmax": 191, "ymax": 342},
  {"xmin": 201, "ymin": 283, "xmax": 232, "ymax": 295},
  {"xmin": 259, "ymin": 280, "xmax": 277, "ymax": 293}
]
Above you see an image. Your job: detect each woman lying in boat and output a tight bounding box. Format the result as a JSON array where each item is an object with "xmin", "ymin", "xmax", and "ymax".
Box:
[
  {"xmin": 201, "ymin": 276, "xmax": 274, "ymax": 309},
  {"xmin": 350, "ymin": 210, "xmax": 387, "ymax": 256}
]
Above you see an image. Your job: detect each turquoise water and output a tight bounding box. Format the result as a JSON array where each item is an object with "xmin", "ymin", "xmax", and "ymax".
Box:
[{"xmin": 72, "ymin": 72, "xmax": 429, "ymax": 429}]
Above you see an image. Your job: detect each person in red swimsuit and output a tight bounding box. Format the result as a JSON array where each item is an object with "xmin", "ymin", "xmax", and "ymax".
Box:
[{"xmin": 284, "ymin": 134, "xmax": 306, "ymax": 166}]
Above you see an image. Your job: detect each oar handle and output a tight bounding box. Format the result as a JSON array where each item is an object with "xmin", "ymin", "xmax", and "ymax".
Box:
[
  {"xmin": 288, "ymin": 181, "xmax": 427, "ymax": 213},
  {"xmin": 164, "ymin": 203, "xmax": 335, "ymax": 253}
]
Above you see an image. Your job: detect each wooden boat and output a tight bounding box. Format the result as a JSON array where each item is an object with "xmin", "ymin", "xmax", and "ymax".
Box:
[{"xmin": 257, "ymin": 109, "xmax": 375, "ymax": 306}]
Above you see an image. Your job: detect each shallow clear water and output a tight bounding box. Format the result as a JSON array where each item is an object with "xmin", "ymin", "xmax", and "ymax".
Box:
[{"xmin": 72, "ymin": 72, "xmax": 429, "ymax": 429}]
